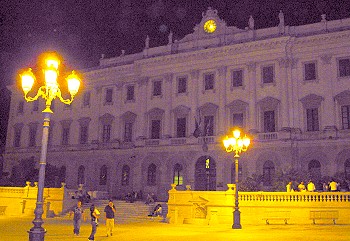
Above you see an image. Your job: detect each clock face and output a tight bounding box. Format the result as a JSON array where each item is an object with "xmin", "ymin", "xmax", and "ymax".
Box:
[{"xmin": 204, "ymin": 19, "xmax": 217, "ymax": 33}]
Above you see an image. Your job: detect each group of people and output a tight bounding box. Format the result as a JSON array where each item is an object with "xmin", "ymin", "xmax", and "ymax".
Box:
[
  {"xmin": 286, "ymin": 180, "xmax": 341, "ymax": 192},
  {"xmin": 70, "ymin": 199, "xmax": 116, "ymax": 240}
]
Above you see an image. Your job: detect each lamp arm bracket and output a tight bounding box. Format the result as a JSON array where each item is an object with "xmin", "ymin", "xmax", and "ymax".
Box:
[
  {"xmin": 24, "ymin": 87, "xmax": 46, "ymax": 102},
  {"xmin": 55, "ymin": 88, "xmax": 74, "ymax": 105}
]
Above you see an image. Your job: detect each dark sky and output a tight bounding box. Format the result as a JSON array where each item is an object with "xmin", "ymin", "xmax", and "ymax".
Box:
[{"xmin": 0, "ymin": 0, "xmax": 350, "ymax": 147}]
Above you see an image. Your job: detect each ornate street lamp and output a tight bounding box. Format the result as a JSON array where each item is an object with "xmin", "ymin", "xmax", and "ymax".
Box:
[
  {"xmin": 19, "ymin": 52, "xmax": 81, "ymax": 241},
  {"xmin": 223, "ymin": 129, "xmax": 250, "ymax": 229}
]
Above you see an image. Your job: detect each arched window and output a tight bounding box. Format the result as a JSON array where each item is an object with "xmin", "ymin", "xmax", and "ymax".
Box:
[
  {"xmin": 59, "ymin": 166, "xmax": 66, "ymax": 184},
  {"xmin": 308, "ymin": 160, "xmax": 321, "ymax": 180},
  {"xmin": 345, "ymin": 159, "xmax": 350, "ymax": 180},
  {"xmin": 121, "ymin": 165, "xmax": 130, "ymax": 186},
  {"xmin": 99, "ymin": 165, "xmax": 108, "ymax": 185},
  {"xmin": 194, "ymin": 156, "xmax": 216, "ymax": 191},
  {"xmin": 147, "ymin": 163, "xmax": 157, "ymax": 186},
  {"xmin": 77, "ymin": 165, "xmax": 85, "ymax": 185},
  {"xmin": 263, "ymin": 161, "xmax": 275, "ymax": 186},
  {"xmin": 173, "ymin": 163, "xmax": 183, "ymax": 185}
]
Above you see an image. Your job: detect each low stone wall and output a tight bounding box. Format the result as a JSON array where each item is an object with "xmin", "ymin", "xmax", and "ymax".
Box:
[
  {"xmin": 167, "ymin": 184, "xmax": 350, "ymax": 225},
  {"xmin": 0, "ymin": 182, "xmax": 66, "ymax": 217}
]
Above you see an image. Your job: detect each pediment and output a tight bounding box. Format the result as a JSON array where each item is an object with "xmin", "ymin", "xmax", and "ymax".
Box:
[
  {"xmin": 172, "ymin": 105, "xmax": 190, "ymax": 115},
  {"xmin": 334, "ymin": 90, "xmax": 350, "ymax": 105}
]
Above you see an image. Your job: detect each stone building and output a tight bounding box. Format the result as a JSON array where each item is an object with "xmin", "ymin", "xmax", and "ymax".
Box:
[{"xmin": 4, "ymin": 8, "xmax": 350, "ymax": 200}]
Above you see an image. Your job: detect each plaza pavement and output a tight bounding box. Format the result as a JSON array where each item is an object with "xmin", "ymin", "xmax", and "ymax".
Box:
[{"xmin": 0, "ymin": 216, "xmax": 349, "ymax": 241}]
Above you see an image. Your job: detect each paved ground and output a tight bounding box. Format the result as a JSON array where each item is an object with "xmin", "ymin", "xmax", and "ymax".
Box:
[{"xmin": 0, "ymin": 216, "xmax": 349, "ymax": 241}]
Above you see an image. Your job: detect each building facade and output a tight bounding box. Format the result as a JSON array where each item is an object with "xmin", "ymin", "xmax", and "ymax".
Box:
[{"xmin": 4, "ymin": 8, "xmax": 350, "ymax": 200}]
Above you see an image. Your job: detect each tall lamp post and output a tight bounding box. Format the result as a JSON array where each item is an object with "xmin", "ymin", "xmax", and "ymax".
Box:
[
  {"xmin": 19, "ymin": 52, "xmax": 81, "ymax": 241},
  {"xmin": 223, "ymin": 129, "xmax": 250, "ymax": 229}
]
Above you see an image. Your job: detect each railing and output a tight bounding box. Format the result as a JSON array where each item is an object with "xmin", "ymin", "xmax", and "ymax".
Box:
[
  {"xmin": 258, "ymin": 132, "xmax": 278, "ymax": 140},
  {"xmin": 240, "ymin": 192, "xmax": 350, "ymax": 203}
]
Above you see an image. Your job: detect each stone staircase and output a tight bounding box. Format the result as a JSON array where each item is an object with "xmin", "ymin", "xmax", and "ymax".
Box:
[{"xmin": 71, "ymin": 200, "xmax": 167, "ymax": 224}]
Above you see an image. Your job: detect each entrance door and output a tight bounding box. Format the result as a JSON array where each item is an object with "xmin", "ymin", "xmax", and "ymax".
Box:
[{"xmin": 194, "ymin": 156, "xmax": 216, "ymax": 190}]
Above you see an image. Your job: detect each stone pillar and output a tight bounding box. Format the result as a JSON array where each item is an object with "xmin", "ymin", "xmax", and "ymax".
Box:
[
  {"xmin": 163, "ymin": 74, "xmax": 173, "ymax": 138},
  {"xmin": 320, "ymin": 54, "xmax": 336, "ymax": 129},
  {"xmin": 278, "ymin": 58, "xmax": 291, "ymax": 129},
  {"xmin": 137, "ymin": 77, "xmax": 149, "ymax": 139},
  {"xmin": 189, "ymin": 70, "xmax": 200, "ymax": 136},
  {"xmin": 217, "ymin": 66, "xmax": 227, "ymax": 135},
  {"xmin": 247, "ymin": 62, "xmax": 258, "ymax": 132}
]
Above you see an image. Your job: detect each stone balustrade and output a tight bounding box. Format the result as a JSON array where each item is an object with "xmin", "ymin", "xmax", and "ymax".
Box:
[{"xmin": 167, "ymin": 185, "xmax": 350, "ymax": 225}]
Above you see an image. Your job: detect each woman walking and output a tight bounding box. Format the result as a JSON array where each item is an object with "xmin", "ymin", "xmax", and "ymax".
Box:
[{"xmin": 88, "ymin": 204, "xmax": 100, "ymax": 241}]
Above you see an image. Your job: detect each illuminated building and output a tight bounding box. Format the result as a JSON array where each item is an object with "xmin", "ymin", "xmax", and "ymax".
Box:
[{"xmin": 4, "ymin": 8, "xmax": 350, "ymax": 201}]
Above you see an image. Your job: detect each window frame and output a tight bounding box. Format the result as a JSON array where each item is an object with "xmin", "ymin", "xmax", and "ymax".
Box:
[
  {"xmin": 203, "ymin": 72, "xmax": 215, "ymax": 91},
  {"xmin": 104, "ymin": 88, "xmax": 113, "ymax": 105},
  {"xmin": 338, "ymin": 58, "xmax": 350, "ymax": 77},
  {"xmin": 303, "ymin": 61, "xmax": 317, "ymax": 81},
  {"xmin": 231, "ymin": 69, "xmax": 244, "ymax": 88},
  {"xmin": 306, "ymin": 108, "xmax": 319, "ymax": 131},
  {"xmin": 177, "ymin": 76, "xmax": 187, "ymax": 94},
  {"xmin": 126, "ymin": 85, "xmax": 135, "ymax": 101},
  {"xmin": 261, "ymin": 65, "xmax": 275, "ymax": 84},
  {"xmin": 152, "ymin": 80, "xmax": 162, "ymax": 97}
]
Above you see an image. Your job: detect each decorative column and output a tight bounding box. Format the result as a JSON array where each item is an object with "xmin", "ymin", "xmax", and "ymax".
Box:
[
  {"xmin": 278, "ymin": 58, "xmax": 291, "ymax": 129},
  {"xmin": 136, "ymin": 77, "xmax": 149, "ymax": 139},
  {"xmin": 247, "ymin": 62, "xmax": 257, "ymax": 132},
  {"xmin": 320, "ymin": 54, "xmax": 337, "ymax": 131},
  {"xmin": 217, "ymin": 66, "xmax": 227, "ymax": 135},
  {"xmin": 163, "ymin": 73, "xmax": 173, "ymax": 138},
  {"xmin": 190, "ymin": 70, "xmax": 200, "ymax": 136}
]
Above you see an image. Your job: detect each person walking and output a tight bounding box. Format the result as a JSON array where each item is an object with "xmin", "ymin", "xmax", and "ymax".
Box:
[
  {"xmin": 88, "ymin": 204, "xmax": 100, "ymax": 241},
  {"xmin": 69, "ymin": 200, "xmax": 85, "ymax": 236},
  {"xmin": 104, "ymin": 200, "xmax": 116, "ymax": 237}
]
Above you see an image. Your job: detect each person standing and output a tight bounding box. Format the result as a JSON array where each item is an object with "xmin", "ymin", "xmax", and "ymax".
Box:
[
  {"xmin": 88, "ymin": 204, "xmax": 100, "ymax": 241},
  {"xmin": 69, "ymin": 200, "xmax": 85, "ymax": 236},
  {"xmin": 104, "ymin": 200, "xmax": 116, "ymax": 237},
  {"xmin": 329, "ymin": 180, "xmax": 338, "ymax": 192},
  {"xmin": 307, "ymin": 180, "xmax": 316, "ymax": 192},
  {"xmin": 286, "ymin": 181, "xmax": 293, "ymax": 192},
  {"xmin": 298, "ymin": 181, "xmax": 306, "ymax": 192}
]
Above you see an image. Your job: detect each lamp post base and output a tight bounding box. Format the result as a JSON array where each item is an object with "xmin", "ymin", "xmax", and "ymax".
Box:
[
  {"xmin": 28, "ymin": 227, "xmax": 46, "ymax": 241},
  {"xmin": 232, "ymin": 209, "xmax": 242, "ymax": 229}
]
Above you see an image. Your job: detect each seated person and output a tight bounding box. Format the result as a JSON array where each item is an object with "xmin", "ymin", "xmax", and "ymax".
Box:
[{"xmin": 148, "ymin": 204, "xmax": 162, "ymax": 217}]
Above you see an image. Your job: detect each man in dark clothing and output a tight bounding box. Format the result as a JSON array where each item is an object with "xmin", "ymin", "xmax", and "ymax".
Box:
[
  {"xmin": 104, "ymin": 200, "xmax": 116, "ymax": 237},
  {"xmin": 69, "ymin": 200, "xmax": 85, "ymax": 236}
]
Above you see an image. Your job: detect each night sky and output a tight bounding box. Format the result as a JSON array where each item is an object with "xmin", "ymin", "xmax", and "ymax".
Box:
[{"xmin": 0, "ymin": 0, "xmax": 350, "ymax": 148}]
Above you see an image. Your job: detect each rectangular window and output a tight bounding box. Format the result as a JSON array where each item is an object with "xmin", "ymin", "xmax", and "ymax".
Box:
[
  {"xmin": 262, "ymin": 65, "xmax": 274, "ymax": 84},
  {"xmin": 14, "ymin": 128, "xmax": 21, "ymax": 147},
  {"xmin": 105, "ymin": 88, "xmax": 113, "ymax": 104},
  {"xmin": 102, "ymin": 124, "xmax": 111, "ymax": 143},
  {"xmin": 80, "ymin": 125, "xmax": 88, "ymax": 144},
  {"xmin": 232, "ymin": 113, "xmax": 244, "ymax": 128},
  {"xmin": 177, "ymin": 77, "xmax": 187, "ymax": 93},
  {"xmin": 62, "ymin": 127, "xmax": 70, "ymax": 145},
  {"xmin": 153, "ymin": 81, "xmax": 162, "ymax": 96},
  {"xmin": 151, "ymin": 120, "xmax": 161, "ymax": 139},
  {"xmin": 29, "ymin": 125, "xmax": 37, "ymax": 147},
  {"xmin": 126, "ymin": 85, "xmax": 135, "ymax": 101},
  {"xmin": 304, "ymin": 62, "xmax": 316, "ymax": 81},
  {"xmin": 32, "ymin": 101, "xmax": 39, "ymax": 111},
  {"xmin": 264, "ymin": 111, "xmax": 275, "ymax": 132},
  {"xmin": 341, "ymin": 105, "xmax": 350, "ymax": 129},
  {"xmin": 124, "ymin": 122, "xmax": 133, "ymax": 142},
  {"xmin": 176, "ymin": 117, "xmax": 186, "ymax": 138},
  {"xmin": 17, "ymin": 101, "xmax": 24, "ymax": 114},
  {"xmin": 339, "ymin": 58, "xmax": 350, "ymax": 77},
  {"xmin": 204, "ymin": 73, "xmax": 214, "ymax": 90},
  {"xmin": 204, "ymin": 115, "xmax": 214, "ymax": 136},
  {"xmin": 232, "ymin": 70, "xmax": 243, "ymax": 87},
  {"xmin": 83, "ymin": 91, "xmax": 91, "ymax": 107},
  {"xmin": 306, "ymin": 108, "xmax": 319, "ymax": 131}
]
